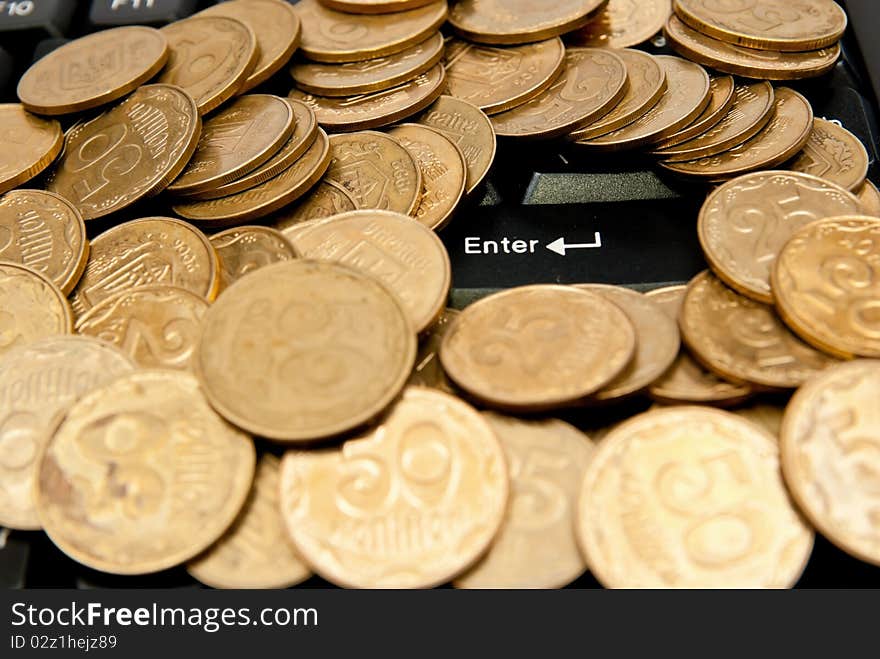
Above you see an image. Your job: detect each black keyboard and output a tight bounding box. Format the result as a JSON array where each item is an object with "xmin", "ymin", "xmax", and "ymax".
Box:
[{"xmin": 0, "ymin": 0, "xmax": 878, "ymax": 589}]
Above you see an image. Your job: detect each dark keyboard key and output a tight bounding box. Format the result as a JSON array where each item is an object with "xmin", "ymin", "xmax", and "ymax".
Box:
[
  {"xmin": 31, "ymin": 37, "xmax": 69, "ymax": 63},
  {"xmin": 0, "ymin": 46, "xmax": 12, "ymax": 97},
  {"xmin": 0, "ymin": 0, "xmax": 76, "ymax": 38},
  {"xmin": 0, "ymin": 529, "xmax": 31, "ymax": 589},
  {"xmin": 89, "ymin": 0, "xmax": 199, "ymax": 27}
]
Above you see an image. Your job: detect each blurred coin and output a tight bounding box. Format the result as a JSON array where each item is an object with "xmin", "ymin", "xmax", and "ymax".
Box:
[
  {"xmin": 0, "ymin": 190, "xmax": 88, "ymax": 295},
  {"xmin": 199, "ymin": 0, "xmax": 302, "ymax": 92},
  {"xmin": 856, "ymin": 180, "xmax": 880, "ymax": 217},
  {"xmin": 660, "ymin": 87, "xmax": 813, "ymax": 180},
  {"xmin": 449, "ymin": 0, "xmax": 607, "ymax": 45},
  {"xmin": 456, "ymin": 413, "xmax": 594, "ymax": 589},
  {"xmin": 69, "ymin": 217, "xmax": 219, "ymax": 318},
  {"xmin": 158, "ymin": 16, "xmax": 258, "ymax": 115},
  {"xmin": 664, "ymin": 14, "xmax": 840, "ymax": 81},
  {"xmin": 781, "ymin": 360, "xmax": 880, "ymax": 567},
  {"xmin": 387, "ymin": 123, "xmax": 467, "ymax": 230},
  {"xmin": 492, "ymin": 48, "xmax": 627, "ymax": 140},
  {"xmin": 407, "ymin": 308, "xmax": 459, "ymax": 392},
  {"xmin": 577, "ymin": 406, "xmax": 813, "ymax": 588},
  {"xmin": 75, "ymin": 285, "xmax": 209, "ymax": 371},
  {"xmin": 17, "ymin": 27, "xmax": 168, "ymax": 115},
  {"xmin": 188, "ymin": 454, "xmax": 311, "ymax": 589},
  {"xmin": 293, "ymin": 0, "xmax": 448, "ymax": 63},
  {"xmin": 195, "ymin": 260, "xmax": 416, "ymax": 441},
  {"xmin": 574, "ymin": 56, "xmax": 710, "ymax": 151},
  {"xmin": 646, "ymin": 285, "xmax": 753, "ymax": 406},
  {"xmin": 418, "ymin": 95, "xmax": 497, "ymax": 194},
  {"xmin": 568, "ymin": 0, "xmax": 671, "ymax": 48},
  {"xmin": 279, "ymin": 387, "xmax": 508, "ymax": 588},
  {"xmin": 287, "ymin": 210, "xmax": 450, "ymax": 332},
  {"xmin": 289, "ymin": 63, "xmax": 446, "ymax": 132},
  {"xmin": 319, "ymin": 0, "xmax": 439, "ymax": 13},
  {"xmin": 174, "ymin": 129, "xmax": 331, "ymax": 226},
  {"xmin": 440, "ymin": 285, "xmax": 636, "ymax": 411},
  {"xmin": 569, "ymin": 49, "xmax": 666, "ymax": 142},
  {"xmin": 0, "ymin": 336, "xmax": 134, "ymax": 530},
  {"xmin": 324, "ymin": 131, "xmax": 421, "ymax": 214},
  {"xmin": 0, "ymin": 105, "xmax": 62, "ymax": 194},
  {"xmin": 444, "ymin": 37, "xmax": 565, "ymax": 116},
  {"xmin": 0, "ymin": 262, "xmax": 72, "ymax": 360},
  {"xmin": 653, "ymin": 75, "xmax": 735, "ymax": 148},
  {"xmin": 698, "ymin": 171, "xmax": 864, "ymax": 303},
  {"xmin": 169, "ymin": 95, "xmax": 295, "ymax": 197},
  {"xmin": 655, "ymin": 81, "xmax": 774, "ymax": 162},
  {"xmin": 673, "ymin": 0, "xmax": 847, "ymax": 52},
  {"xmin": 273, "ymin": 180, "xmax": 357, "ymax": 235},
  {"xmin": 788, "ymin": 118, "xmax": 870, "ymax": 192},
  {"xmin": 210, "ymin": 226, "xmax": 297, "ymax": 290},
  {"xmin": 36, "ymin": 370, "xmax": 256, "ymax": 575},
  {"xmin": 772, "ymin": 216, "xmax": 880, "ymax": 359},
  {"xmin": 46, "ymin": 85, "xmax": 201, "ymax": 221},
  {"xmin": 578, "ymin": 284, "xmax": 680, "ymax": 401},
  {"xmin": 290, "ymin": 33, "xmax": 444, "ymax": 97},
  {"xmin": 680, "ymin": 271, "xmax": 837, "ymax": 390}
]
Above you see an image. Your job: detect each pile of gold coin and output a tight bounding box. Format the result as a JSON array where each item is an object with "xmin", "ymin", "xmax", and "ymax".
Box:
[{"xmin": 1, "ymin": 0, "xmax": 880, "ymax": 590}]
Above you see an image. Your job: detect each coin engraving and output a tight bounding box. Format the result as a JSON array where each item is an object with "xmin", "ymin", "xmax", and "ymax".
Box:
[
  {"xmin": 789, "ymin": 118, "xmax": 870, "ymax": 192},
  {"xmin": 0, "ymin": 262, "xmax": 72, "ymax": 360},
  {"xmin": 210, "ymin": 225, "xmax": 297, "ymax": 289}
]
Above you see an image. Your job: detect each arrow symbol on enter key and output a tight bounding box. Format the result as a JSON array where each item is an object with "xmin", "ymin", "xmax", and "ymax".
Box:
[{"xmin": 546, "ymin": 232, "xmax": 602, "ymax": 256}]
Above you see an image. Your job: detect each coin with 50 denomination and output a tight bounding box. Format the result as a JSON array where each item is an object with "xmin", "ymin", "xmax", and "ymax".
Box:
[
  {"xmin": 210, "ymin": 226, "xmax": 297, "ymax": 291},
  {"xmin": 577, "ymin": 406, "xmax": 814, "ymax": 588},
  {"xmin": 0, "ymin": 105, "xmax": 62, "ymax": 195},
  {"xmin": 46, "ymin": 85, "xmax": 201, "ymax": 221},
  {"xmin": 450, "ymin": 0, "xmax": 607, "ymax": 45},
  {"xmin": 788, "ymin": 119, "xmax": 870, "ymax": 192},
  {"xmin": 441, "ymin": 285, "xmax": 636, "ymax": 411},
  {"xmin": 0, "ymin": 262, "xmax": 72, "ymax": 359},
  {"xmin": 273, "ymin": 180, "xmax": 358, "ymax": 234},
  {"xmin": 196, "ymin": 260, "xmax": 416, "ymax": 441},
  {"xmin": 36, "ymin": 370, "xmax": 256, "ymax": 575},
  {"xmin": 279, "ymin": 387, "xmax": 508, "ymax": 588},
  {"xmin": 569, "ymin": 0, "xmax": 671, "ymax": 48}
]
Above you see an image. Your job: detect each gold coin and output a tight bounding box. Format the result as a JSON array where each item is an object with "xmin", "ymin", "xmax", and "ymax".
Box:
[
  {"xmin": 660, "ymin": 87, "xmax": 813, "ymax": 180},
  {"xmin": 17, "ymin": 26, "xmax": 169, "ymax": 115},
  {"xmin": 569, "ymin": 49, "xmax": 667, "ymax": 142},
  {"xmin": 210, "ymin": 225, "xmax": 297, "ymax": 290},
  {"xmin": 173, "ymin": 129, "xmax": 331, "ymax": 226},
  {"xmin": 273, "ymin": 180, "xmax": 358, "ymax": 235},
  {"xmin": 577, "ymin": 406, "xmax": 813, "ymax": 588},
  {"xmin": 788, "ymin": 118, "xmax": 870, "ymax": 192},
  {"xmin": 286, "ymin": 210, "xmax": 450, "ymax": 332},
  {"xmin": 195, "ymin": 260, "xmax": 416, "ymax": 441},
  {"xmin": 324, "ymin": 131, "xmax": 421, "ymax": 214},
  {"xmin": 568, "ymin": 0, "xmax": 672, "ymax": 48},
  {"xmin": 655, "ymin": 81, "xmax": 774, "ymax": 162},
  {"xmin": 491, "ymin": 48, "xmax": 627, "ymax": 140},
  {"xmin": 290, "ymin": 32, "xmax": 444, "ymax": 97},
  {"xmin": 36, "ymin": 369, "xmax": 256, "ymax": 575},
  {"xmin": 319, "ymin": 0, "xmax": 439, "ymax": 13},
  {"xmin": 781, "ymin": 360, "xmax": 880, "ymax": 566},
  {"xmin": 856, "ymin": 180, "xmax": 880, "ymax": 217},
  {"xmin": 293, "ymin": 0, "xmax": 448, "ymax": 63},
  {"xmin": 75, "ymin": 285, "xmax": 210, "ymax": 371},
  {"xmin": 0, "ymin": 105, "xmax": 62, "ymax": 194},
  {"xmin": 772, "ymin": 216, "xmax": 880, "ymax": 359},
  {"xmin": 69, "ymin": 217, "xmax": 219, "ymax": 318},
  {"xmin": 290, "ymin": 63, "xmax": 446, "ymax": 132},
  {"xmin": 386, "ymin": 123, "xmax": 467, "ymax": 231},
  {"xmin": 664, "ymin": 14, "xmax": 841, "ymax": 81},
  {"xmin": 158, "ymin": 15, "xmax": 258, "ymax": 115},
  {"xmin": 673, "ymin": 0, "xmax": 847, "ymax": 52},
  {"xmin": 440, "ymin": 285, "xmax": 636, "ymax": 411},
  {"xmin": 0, "ymin": 262, "xmax": 72, "ymax": 359},
  {"xmin": 698, "ymin": 171, "xmax": 864, "ymax": 303},
  {"xmin": 574, "ymin": 55, "xmax": 710, "ymax": 151},
  {"xmin": 278, "ymin": 387, "xmax": 508, "ymax": 588},
  {"xmin": 46, "ymin": 85, "xmax": 201, "ymax": 222},
  {"xmin": 732, "ymin": 402, "xmax": 784, "ymax": 440},
  {"xmin": 578, "ymin": 284, "xmax": 680, "ymax": 401},
  {"xmin": 169, "ymin": 95, "xmax": 295, "ymax": 197},
  {"xmin": 680, "ymin": 271, "xmax": 837, "ymax": 390},
  {"xmin": 646, "ymin": 285, "xmax": 754, "ymax": 406},
  {"xmin": 456, "ymin": 413, "xmax": 593, "ymax": 589},
  {"xmin": 187, "ymin": 454, "xmax": 311, "ymax": 589},
  {"xmin": 199, "ymin": 0, "xmax": 302, "ymax": 92},
  {"xmin": 444, "ymin": 37, "xmax": 566, "ymax": 116},
  {"xmin": 0, "ymin": 336, "xmax": 134, "ymax": 531},
  {"xmin": 653, "ymin": 74, "xmax": 735, "ymax": 149},
  {"xmin": 407, "ymin": 308, "xmax": 459, "ymax": 392},
  {"xmin": 0, "ymin": 190, "xmax": 88, "ymax": 296},
  {"xmin": 449, "ymin": 0, "xmax": 607, "ymax": 45},
  {"xmin": 417, "ymin": 95, "xmax": 497, "ymax": 194}
]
